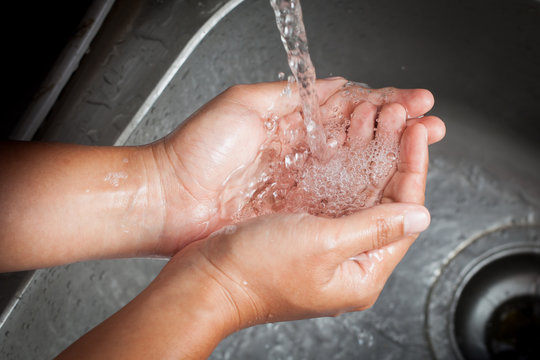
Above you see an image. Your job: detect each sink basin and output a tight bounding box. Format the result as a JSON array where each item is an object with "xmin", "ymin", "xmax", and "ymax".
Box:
[{"xmin": 1, "ymin": 0, "xmax": 539, "ymax": 358}]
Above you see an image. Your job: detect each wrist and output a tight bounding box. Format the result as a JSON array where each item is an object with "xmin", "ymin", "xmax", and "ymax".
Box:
[
  {"xmin": 177, "ymin": 240, "xmax": 268, "ymax": 329},
  {"xmin": 0, "ymin": 142, "xmax": 168, "ymax": 270},
  {"xmin": 59, "ymin": 242, "xmax": 238, "ymax": 359},
  {"xmin": 77, "ymin": 145, "xmax": 166, "ymax": 260},
  {"xmin": 142, "ymin": 141, "xmax": 221, "ymax": 256},
  {"xmin": 142, "ymin": 245, "xmax": 245, "ymax": 357}
]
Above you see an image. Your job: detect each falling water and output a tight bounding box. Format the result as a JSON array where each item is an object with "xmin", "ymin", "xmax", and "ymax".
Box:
[
  {"xmin": 219, "ymin": 0, "xmax": 403, "ymax": 221},
  {"xmin": 270, "ymin": 0, "xmax": 329, "ymax": 160}
]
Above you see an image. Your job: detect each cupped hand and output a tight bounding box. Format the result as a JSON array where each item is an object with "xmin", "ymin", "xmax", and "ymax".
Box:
[
  {"xmin": 157, "ymin": 101, "xmax": 435, "ymax": 328},
  {"xmin": 163, "ymin": 204, "xmax": 431, "ymax": 332},
  {"xmin": 149, "ymin": 78, "xmax": 444, "ymax": 254}
]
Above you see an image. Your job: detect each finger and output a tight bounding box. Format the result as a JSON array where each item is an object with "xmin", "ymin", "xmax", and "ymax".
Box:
[
  {"xmin": 399, "ymin": 89, "xmax": 435, "ymax": 118},
  {"xmin": 406, "ymin": 116, "xmax": 446, "ymax": 144},
  {"xmin": 375, "ymin": 103, "xmax": 407, "ymax": 143},
  {"xmin": 382, "ymin": 123, "xmax": 429, "ymax": 204},
  {"xmin": 348, "ymin": 101, "xmax": 378, "ymax": 142},
  {"xmin": 224, "ymin": 78, "xmax": 348, "ymax": 118},
  {"xmin": 326, "ymin": 202, "xmax": 430, "ymax": 258},
  {"xmin": 367, "ymin": 88, "xmax": 435, "ymax": 119},
  {"xmin": 338, "ymin": 234, "xmax": 417, "ymax": 310}
]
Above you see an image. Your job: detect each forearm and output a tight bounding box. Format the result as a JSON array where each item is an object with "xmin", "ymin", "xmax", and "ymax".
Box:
[
  {"xmin": 0, "ymin": 141, "xmax": 165, "ymax": 271},
  {"xmin": 57, "ymin": 249, "xmax": 236, "ymax": 359}
]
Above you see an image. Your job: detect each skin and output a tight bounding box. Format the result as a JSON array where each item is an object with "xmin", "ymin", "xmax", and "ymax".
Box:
[{"xmin": 0, "ymin": 78, "xmax": 445, "ymax": 358}]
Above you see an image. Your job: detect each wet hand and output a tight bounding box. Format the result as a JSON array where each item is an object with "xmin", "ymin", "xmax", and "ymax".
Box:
[
  {"xmin": 147, "ymin": 78, "xmax": 444, "ymax": 254},
  {"xmin": 162, "ymin": 201, "xmax": 430, "ymax": 331}
]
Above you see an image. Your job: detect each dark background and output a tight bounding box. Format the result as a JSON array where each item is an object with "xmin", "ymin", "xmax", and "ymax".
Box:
[{"xmin": 3, "ymin": 1, "xmax": 93, "ymax": 140}]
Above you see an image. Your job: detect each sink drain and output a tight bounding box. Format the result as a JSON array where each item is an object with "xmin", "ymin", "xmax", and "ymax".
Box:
[
  {"xmin": 453, "ymin": 253, "xmax": 540, "ymax": 359},
  {"xmin": 484, "ymin": 295, "xmax": 540, "ymax": 360},
  {"xmin": 426, "ymin": 225, "xmax": 540, "ymax": 360}
]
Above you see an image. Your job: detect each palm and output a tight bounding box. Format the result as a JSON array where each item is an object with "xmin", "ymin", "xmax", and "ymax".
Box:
[{"xmin": 166, "ymin": 97, "xmax": 267, "ymax": 199}]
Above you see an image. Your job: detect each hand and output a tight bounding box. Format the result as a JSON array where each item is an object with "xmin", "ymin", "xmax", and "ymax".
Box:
[
  {"xmin": 148, "ymin": 78, "xmax": 445, "ymax": 254},
  {"xmin": 162, "ymin": 101, "xmax": 433, "ymax": 328}
]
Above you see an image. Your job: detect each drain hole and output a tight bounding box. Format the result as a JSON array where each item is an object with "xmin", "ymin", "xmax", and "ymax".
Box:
[
  {"xmin": 485, "ymin": 295, "xmax": 540, "ymax": 360},
  {"xmin": 453, "ymin": 253, "xmax": 540, "ymax": 360}
]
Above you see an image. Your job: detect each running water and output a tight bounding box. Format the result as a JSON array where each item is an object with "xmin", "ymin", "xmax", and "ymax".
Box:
[
  {"xmin": 219, "ymin": 0, "xmax": 404, "ymax": 220},
  {"xmin": 270, "ymin": 0, "xmax": 330, "ymax": 160}
]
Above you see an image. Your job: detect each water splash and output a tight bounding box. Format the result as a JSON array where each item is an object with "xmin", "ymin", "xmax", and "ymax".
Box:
[{"xmin": 227, "ymin": 82, "xmax": 403, "ymax": 221}]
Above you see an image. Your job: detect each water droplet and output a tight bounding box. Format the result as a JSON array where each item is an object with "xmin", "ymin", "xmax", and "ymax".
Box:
[
  {"xmin": 284, "ymin": 25, "xmax": 292, "ymax": 36},
  {"xmin": 285, "ymin": 14, "xmax": 294, "ymax": 24}
]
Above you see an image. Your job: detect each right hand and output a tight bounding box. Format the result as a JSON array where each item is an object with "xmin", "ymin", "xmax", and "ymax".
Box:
[{"xmin": 172, "ymin": 202, "xmax": 430, "ymax": 329}]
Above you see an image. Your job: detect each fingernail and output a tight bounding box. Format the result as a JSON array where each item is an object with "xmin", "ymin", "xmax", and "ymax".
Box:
[{"xmin": 404, "ymin": 208, "xmax": 430, "ymax": 235}]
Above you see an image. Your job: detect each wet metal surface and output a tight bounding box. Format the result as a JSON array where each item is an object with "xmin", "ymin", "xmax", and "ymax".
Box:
[
  {"xmin": 1, "ymin": 0, "xmax": 540, "ymax": 358},
  {"xmin": 35, "ymin": 0, "xmax": 228, "ymax": 146},
  {"xmin": 9, "ymin": 0, "xmax": 115, "ymax": 141},
  {"xmin": 427, "ymin": 227, "xmax": 540, "ymax": 359}
]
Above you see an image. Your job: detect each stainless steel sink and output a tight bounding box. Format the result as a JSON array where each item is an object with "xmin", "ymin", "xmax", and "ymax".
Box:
[{"xmin": 1, "ymin": 0, "xmax": 539, "ymax": 359}]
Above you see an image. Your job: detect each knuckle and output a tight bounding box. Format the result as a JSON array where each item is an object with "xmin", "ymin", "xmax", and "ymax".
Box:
[{"xmin": 372, "ymin": 217, "xmax": 391, "ymax": 249}]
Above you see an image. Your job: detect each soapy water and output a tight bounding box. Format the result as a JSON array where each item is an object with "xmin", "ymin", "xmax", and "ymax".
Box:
[
  {"xmin": 220, "ymin": 0, "xmax": 405, "ymax": 220},
  {"xmin": 227, "ymin": 82, "xmax": 404, "ymax": 220}
]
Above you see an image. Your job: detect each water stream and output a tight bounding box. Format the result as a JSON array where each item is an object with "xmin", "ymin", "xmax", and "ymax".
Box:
[
  {"xmin": 270, "ymin": 0, "xmax": 328, "ymax": 160},
  {"xmin": 222, "ymin": 0, "xmax": 404, "ymax": 221}
]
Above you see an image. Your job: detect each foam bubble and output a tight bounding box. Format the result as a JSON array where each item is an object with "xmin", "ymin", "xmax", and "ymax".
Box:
[{"xmin": 229, "ymin": 83, "xmax": 403, "ymax": 221}]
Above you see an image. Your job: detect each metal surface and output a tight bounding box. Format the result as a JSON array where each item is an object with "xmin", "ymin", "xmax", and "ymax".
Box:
[
  {"xmin": 114, "ymin": 0, "xmax": 245, "ymax": 145},
  {"xmin": 453, "ymin": 250, "xmax": 540, "ymax": 360},
  {"xmin": 2, "ymin": 0, "xmax": 540, "ymax": 359},
  {"xmin": 9, "ymin": 0, "xmax": 116, "ymax": 141},
  {"xmin": 35, "ymin": 0, "xmax": 229, "ymax": 146},
  {"xmin": 426, "ymin": 226, "xmax": 540, "ymax": 360}
]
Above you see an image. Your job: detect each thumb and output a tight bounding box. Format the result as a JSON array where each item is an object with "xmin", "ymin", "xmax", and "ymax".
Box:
[{"xmin": 328, "ymin": 203, "xmax": 430, "ymax": 258}]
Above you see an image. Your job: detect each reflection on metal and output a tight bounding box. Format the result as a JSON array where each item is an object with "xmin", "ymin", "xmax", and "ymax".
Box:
[
  {"xmin": 9, "ymin": 0, "xmax": 116, "ymax": 141},
  {"xmin": 114, "ymin": 0, "xmax": 245, "ymax": 146},
  {"xmin": 0, "ymin": 272, "xmax": 33, "ymax": 330}
]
